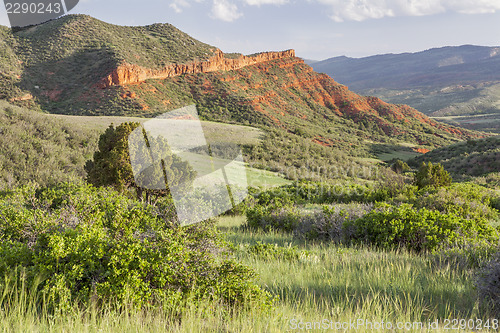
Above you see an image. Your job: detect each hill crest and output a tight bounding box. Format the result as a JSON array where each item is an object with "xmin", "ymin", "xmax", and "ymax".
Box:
[{"xmin": 98, "ymin": 49, "xmax": 296, "ymax": 88}]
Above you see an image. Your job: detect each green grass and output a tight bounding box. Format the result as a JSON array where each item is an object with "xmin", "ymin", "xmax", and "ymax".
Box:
[
  {"xmin": 376, "ymin": 150, "xmax": 421, "ymax": 162},
  {"xmin": 219, "ymin": 215, "xmax": 493, "ymax": 331},
  {"xmin": 48, "ymin": 113, "xmax": 265, "ymax": 146},
  {"xmin": 1, "ymin": 214, "xmax": 493, "ymax": 332}
]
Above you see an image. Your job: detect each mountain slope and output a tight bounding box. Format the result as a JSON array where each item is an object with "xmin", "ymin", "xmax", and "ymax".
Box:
[
  {"xmin": 0, "ymin": 15, "xmax": 487, "ymax": 181},
  {"xmin": 1, "ymin": 14, "xmax": 216, "ymax": 110},
  {"xmin": 408, "ymin": 135, "xmax": 500, "ymax": 179},
  {"xmin": 311, "ymin": 45, "xmax": 500, "ymax": 133}
]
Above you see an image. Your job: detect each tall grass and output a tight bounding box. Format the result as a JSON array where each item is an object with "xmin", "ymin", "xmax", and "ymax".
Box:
[{"xmin": 0, "ymin": 215, "xmax": 495, "ymax": 332}]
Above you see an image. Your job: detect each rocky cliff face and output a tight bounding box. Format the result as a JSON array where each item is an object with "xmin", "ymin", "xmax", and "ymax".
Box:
[{"xmin": 97, "ymin": 49, "xmax": 296, "ymax": 88}]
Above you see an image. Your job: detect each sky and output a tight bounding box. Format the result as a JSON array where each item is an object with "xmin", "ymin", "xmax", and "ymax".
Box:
[{"xmin": 1, "ymin": 0, "xmax": 499, "ymax": 60}]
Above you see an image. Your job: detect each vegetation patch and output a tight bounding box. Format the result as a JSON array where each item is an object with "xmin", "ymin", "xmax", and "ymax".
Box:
[
  {"xmin": 409, "ymin": 136, "xmax": 500, "ymax": 179},
  {"xmin": 0, "ymin": 183, "xmax": 272, "ymax": 313},
  {"xmin": 0, "ymin": 101, "xmax": 99, "ymax": 189},
  {"xmin": 348, "ymin": 203, "xmax": 498, "ymax": 253}
]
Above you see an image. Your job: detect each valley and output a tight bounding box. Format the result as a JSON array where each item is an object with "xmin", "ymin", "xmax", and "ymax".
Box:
[
  {"xmin": 0, "ymin": 15, "xmax": 499, "ymax": 332},
  {"xmin": 311, "ymin": 45, "xmax": 500, "ymax": 133}
]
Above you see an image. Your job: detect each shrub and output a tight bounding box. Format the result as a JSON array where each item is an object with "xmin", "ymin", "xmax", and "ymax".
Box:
[
  {"xmin": 0, "ymin": 183, "xmax": 271, "ymax": 313},
  {"xmin": 85, "ymin": 122, "xmax": 196, "ymax": 199},
  {"xmin": 245, "ymin": 197, "xmax": 374, "ymax": 242},
  {"xmin": 294, "ymin": 203, "xmax": 373, "ymax": 241},
  {"xmin": 391, "ymin": 159, "xmax": 410, "ymax": 174},
  {"xmin": 412, "ymin": 183, "xmax": 499, "ymax": 222},
  {"xmin": 477, "ymin": 251, "xmax": 500, "ymax": 315},
  {"xmin": 246, "ymin": 204, "xmax": 301, "ymax": 233},
  {"xmin": 414, "ymin": 162, "xmax": 452, "ymax": 189},
  {"xmin": 250, "ymin": 180, "xmax": 404, "ymax": 207},
  {"xmin": 346, "ymin": 203, "xmax": 498, "ymax": 253}
]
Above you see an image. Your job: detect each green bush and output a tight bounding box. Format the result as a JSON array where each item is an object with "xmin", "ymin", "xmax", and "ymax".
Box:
[
  {"xmin": 245, "ymin": 194, "xmax": 373, "ymax": 241},
  {"xmin": 346, "ymin": 203, "xmax": 498, "ymax": 253},
  {"xmin": 391, "ymin": 159, "xmax": 410, "ymax": 174},
  {"xmin": 249, "ymin": 180, "xmax": 404, "ymax": 207},
  {"xmin": 477, "ymin": 251, "xmax": 500, "ymax": 315},
  {"xmin": 0, "ymin": 183, "xmax": 271, "ymax": 313},
  {"xmin": 246, "ymin": 203, "xmax": 301, "ymax": 233},
  {"xmin": 85, "ymin": 122, "xmax": 196, "ymax": 198},
  {"xmin": 412, "ymin": 183, "xmax": 499, "ymax": 222},
  {"xmin": 414, "ymin": 162, "xmax": 452, "ymax": 189}
]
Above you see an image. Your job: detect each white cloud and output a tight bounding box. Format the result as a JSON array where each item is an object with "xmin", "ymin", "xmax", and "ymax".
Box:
[
  {"xmin": 315, "ymin": 0, "xmax": 500, "ymax": 22},
  {"xmin": 211, "ymin": 0, "xmax": 243, "ymax": 21},
  {"xmin": 169, "ymin": 0, "xmax": 287, "ymax": 21},
  {"xmin": 169, "ymin": 0, "xmax": 191, "ymax": 14},
  {"xmin": 170, "ymin": 0, "xmax": 191, "ymax": 13},
  {"xmin": 245, "ymin": 0, "xmax": 288, "ymax": 6}
]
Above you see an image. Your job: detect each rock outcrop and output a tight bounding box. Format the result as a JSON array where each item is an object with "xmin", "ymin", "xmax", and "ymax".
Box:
[{"xmin": 98, "ymin": 49, "xmax": 296, "ymax": 88}]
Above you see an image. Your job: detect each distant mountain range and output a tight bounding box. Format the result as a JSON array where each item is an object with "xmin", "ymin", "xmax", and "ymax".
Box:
[{"xmin": 311, "ymin": 45, "xmax": 500, "ymax": 133}]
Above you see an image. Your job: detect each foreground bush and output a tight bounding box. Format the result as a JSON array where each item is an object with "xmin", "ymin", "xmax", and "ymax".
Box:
[
  {"xmin": 246, "ymin": 199, "xmax": 373, "ymax": 241},
  {"xmin": 412, "ymin": 183, "xmax": 499, "ymax": 222},
  {"xmin": 293, "ymin": 204, "xmax": 373, "ymax": 241},
  {"xmin": 347, "ymin": 203, "xmax": 498, "ymax": 253},
  {"xmin": 0, "ymin": 183, "xmax": 271, "ymax": 313},
  {"xmin": 477, "ymin": 251, "xmax": 500, "ymax": 315}
]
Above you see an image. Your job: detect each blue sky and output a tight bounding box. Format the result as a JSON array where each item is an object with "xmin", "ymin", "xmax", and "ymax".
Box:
[{"xmin": 1, "ymin": 0, "xmax": 499, "ymax": 60}]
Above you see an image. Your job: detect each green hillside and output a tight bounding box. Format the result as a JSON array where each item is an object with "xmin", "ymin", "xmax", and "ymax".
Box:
[
  {"xmin": 0, "ymin": 100, "xmax": 289, "ymax": 190},
  {"xmin": 408, "ymin": 135, "xmax": 500, "ymax": 179},
  {"xmin": 0, "ymin": 15, "xmax": 489, "ymax": 184},
  {"xmin": 0, "ymin": 15, "xmax": 216, "ymax": 109},
  {"xmin": 0, "ymin": 100, "xmax": 99, "ymax": 189}
]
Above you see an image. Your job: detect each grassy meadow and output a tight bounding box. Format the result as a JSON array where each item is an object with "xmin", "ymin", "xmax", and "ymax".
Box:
[
  {"xmin": 0, "ymin": 214, "xmax": 494, "ymax": 332},
  {"xmin": 1, "ymin": 101, "xmax": 500, "ymax": 333}
]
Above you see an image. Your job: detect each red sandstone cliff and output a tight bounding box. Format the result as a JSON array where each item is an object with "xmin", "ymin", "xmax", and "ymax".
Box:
[{"xmin": 98, "ymin": 49, "xmax": 296, "ymax": 88}]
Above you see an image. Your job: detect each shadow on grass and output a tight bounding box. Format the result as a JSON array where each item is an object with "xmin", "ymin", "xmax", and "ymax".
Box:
[{"xmin": 269, "ymin": 278, "xmax": 479, "ymax": 320}]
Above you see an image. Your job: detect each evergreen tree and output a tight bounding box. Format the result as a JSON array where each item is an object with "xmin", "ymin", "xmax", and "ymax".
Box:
[
  {"xmin": 85, "ymin": 122, "xmax": 196, "ymax": 199},
  {"xmin": 414, "ymin": 162, "xmax": 452, "ymax": 189},
  {"xmin": 391, "ymin": 159, "xmax": 410, "ymax": 174}
]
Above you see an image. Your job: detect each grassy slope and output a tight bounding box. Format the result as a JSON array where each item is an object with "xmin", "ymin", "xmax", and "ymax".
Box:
[
  {"xmin": 0, "ymin": 100, "xmax": 99, "ymax": 189},
  {"xmin": 408, "ymin": 135, "xmax": 500, "ymax": 179},
  {"xmin": 0, "ymin": 102, "xmax": 289, "ymax": 189},
  {"xmin": 48, "ymin": 113, "xmax": 264, "ymax": 146},
  {"xmin": 49, "ymin": 113, "xmax": 290, "ymax": 188}
]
